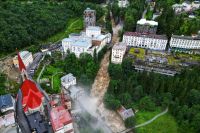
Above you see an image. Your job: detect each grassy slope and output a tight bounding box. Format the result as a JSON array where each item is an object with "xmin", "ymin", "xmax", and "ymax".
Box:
[
  {"xmin": 43, "ymin": 65, "xmax": 63, "ymax": 90},
  {"xmin": 135, "ymin": 109, "xmax": 178, "ymax": 133},
  {"xmin": 53, "ymin": 73, "xmax": 63, "ymax": 92},
  {"xmin": 0, "ymin": 18, "xmax": 83, "ymax": 59},
  {"xmin": 43, "ymin": 18, "xmax": 83, "ymax": 43}
]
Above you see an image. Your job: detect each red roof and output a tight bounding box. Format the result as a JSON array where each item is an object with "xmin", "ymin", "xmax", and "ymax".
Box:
[
  {"xmin": 50, "ymin": 106, "xmax": 72, "ymax": 131},
  {"xmin": 21, "ymin": 79, "xmax": 43, "ymax": 112},
  {"xmin": 17, "ymin": 50, "xmax": 26, "ymax": 71},
  {"xmin": 124, "ymin": 32, "xmax": 167, "ymax": 40}
]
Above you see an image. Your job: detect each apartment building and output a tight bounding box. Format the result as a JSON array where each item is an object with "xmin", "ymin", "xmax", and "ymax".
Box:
[
  {"xmin": 170, "ymin": 35, "xmax": 200, "ymax": 53},
  {"xmin": 111, "ymin": 42, "xmax": 127, "ymax": 64},
  {"xmin": 123, "ymin": 32, "xmax": 168, "ymax": 50}
]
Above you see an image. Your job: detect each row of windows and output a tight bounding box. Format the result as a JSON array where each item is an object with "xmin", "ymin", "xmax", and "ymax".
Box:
[
  {"xmin": 171, "ymin": 41, "xmax": 200, "ymax": 46},
  {"xmin": 128, "ymin": 43, "xmax": 166, "ymax": 47},
  {"xmin": 124, "ymin": 39, "xmax": 167, "ymax": 43}
]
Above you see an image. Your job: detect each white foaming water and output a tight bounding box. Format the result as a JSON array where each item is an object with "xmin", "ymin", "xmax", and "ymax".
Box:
[{"xmin": 69, "ymin": 86, "xmax": 112, "ymax": 133}]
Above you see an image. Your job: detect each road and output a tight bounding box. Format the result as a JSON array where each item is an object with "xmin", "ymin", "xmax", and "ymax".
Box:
[
  {"xmin": 120, "ymin": 108, "xmax": 169, "ymax": 133},
  {"xmin": 16, "ymin": 90, "xmax": 31, "ymax": 133},
  {"xmin": 142, "ymin": 8, "xmax": 147, "ymax": 19},
  {"xmin": 37, "ymin": 64, "xmax": 46, "ymax": 83},
  {"xmin": 110, "ymin": 11, "xmax": 119, "ymax": 44},
  {"xmin": 28, "ymin": 52, "xmax": 44, "ymax": 76}
]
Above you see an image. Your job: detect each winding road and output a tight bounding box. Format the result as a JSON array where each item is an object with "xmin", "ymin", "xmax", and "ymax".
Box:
[
  {"xmin": 119, "ymin": 107, "xmax": 169, "ymax": 133},
  {"xmin": 37, "ymin": 64, "xmax": 46, "ymax": 83}
]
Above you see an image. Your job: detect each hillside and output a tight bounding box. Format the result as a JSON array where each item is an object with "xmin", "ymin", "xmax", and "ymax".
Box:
[{"xmin": 0, "ymin": 0, "xmax": 104, "ymax": 57}]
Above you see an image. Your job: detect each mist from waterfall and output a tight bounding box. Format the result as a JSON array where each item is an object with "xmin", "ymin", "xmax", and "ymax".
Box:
[{"xmin": 69, "ymin": 86, "xmax": 112, "ymax": 133}]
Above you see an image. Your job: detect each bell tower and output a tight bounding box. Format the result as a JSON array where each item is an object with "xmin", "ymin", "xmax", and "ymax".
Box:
[{"xmin": 84, "ymin": 8, "xmax": 96, "ymax": 28}]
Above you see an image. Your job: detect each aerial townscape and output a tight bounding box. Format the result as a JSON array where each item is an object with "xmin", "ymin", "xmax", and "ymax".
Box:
[{"xmin": 0, "ymin": 0, "xmax": 200, "ymax": 133}]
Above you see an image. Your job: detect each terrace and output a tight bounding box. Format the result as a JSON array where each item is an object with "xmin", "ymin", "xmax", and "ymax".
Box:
[
  {"xmin": 126, "ymin": 47, "xmax": 200, "ymax": 75},
  {"xmin": 128, "ymin": 47, "xmax": 146, "ymax": 60}
]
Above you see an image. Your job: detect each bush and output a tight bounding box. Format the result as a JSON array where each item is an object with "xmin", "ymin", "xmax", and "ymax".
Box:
[
  {"xmin": 139, "ymin": 96, "xmax": 156, "ymax": 111},
  {"xmin": 104, "ymin": 93, "xmax": 121, "ymax": 110},
  {"xmin": 125, "ymin": 116, "xmax": 135, "ymax": 128}
]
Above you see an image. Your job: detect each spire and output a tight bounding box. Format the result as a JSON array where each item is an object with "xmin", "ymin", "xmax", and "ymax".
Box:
[{"xmin": 17, "ymin": 49, "xmax": 26, "ymax": 72}]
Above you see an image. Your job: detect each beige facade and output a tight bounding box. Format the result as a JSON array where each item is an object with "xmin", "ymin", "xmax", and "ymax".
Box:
[
  {"xmin": 13, "ymin": 51, "xmax": 33, "ymax": 68},
  {"xmin": 111, "ymin": 42, "xmax": 127, "ymax": 64}
]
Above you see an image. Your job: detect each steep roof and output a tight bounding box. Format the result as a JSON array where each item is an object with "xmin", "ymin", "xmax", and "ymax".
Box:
[
  {"xmin": 124, "ymin": 32, "xmax": 167, "ymax": 40},
  {"xmin": 20, "ymin": 79, "xmax": 43, "ymax": 112}
]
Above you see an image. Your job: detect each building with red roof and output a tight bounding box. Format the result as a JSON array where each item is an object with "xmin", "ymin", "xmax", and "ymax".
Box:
[
  {"xmin": 50, "ymin": 106, "xmax": 73, "ymax": 133},
  {"xmin": 20, "ymin": 79, "xmax": 44, "ymax": 113},
  {"xmin": 17, "ymin": 50, "xmax": 44, "ymax": 114}
]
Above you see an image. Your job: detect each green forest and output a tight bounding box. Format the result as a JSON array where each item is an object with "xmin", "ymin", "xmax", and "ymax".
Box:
[
  {"xmin": 104, "ymin": 57, "xmax": 200, "ymax": 133},
  {"xmin": 156, "ymin": 0, "xmax": 200, "ymax": 37},
  {"xmin": 0, "ymin": 0, "xmax": 104, "ymax": 56},
  {"xmin": 109, "ymin": 0, "xmax": 146, "ymax": 31}
]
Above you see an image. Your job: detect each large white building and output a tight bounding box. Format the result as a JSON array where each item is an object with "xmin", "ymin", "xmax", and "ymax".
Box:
[
  {"xmin": 13, "ymin": 51, "xmax": 33, "ymax": 68},
  {"xmin": 86, "ymin": 26, "xmax": 101, "ymax": 38},
  {"xmin": 123, "ymin": 32, "xmax": 168, "ymax": 50},
  {"xmin": 170, "ymin": 35, "xmax": 200, "ymax": 50},
  {"xmin": 62, "ymin": 26, "xmax": 111, "ymax": 57},
  {"xmin": 118, "ymin": 0, "xmax": 129, "ymax": 8},
  {"xmin": 111, "ymin": 42, "xmax": 127, "ymax": 64}
]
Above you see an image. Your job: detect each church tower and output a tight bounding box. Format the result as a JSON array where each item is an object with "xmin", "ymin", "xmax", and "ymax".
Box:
[{"xmin": 84, "ymin": 8, "xmax": 96, "ymax": 28}]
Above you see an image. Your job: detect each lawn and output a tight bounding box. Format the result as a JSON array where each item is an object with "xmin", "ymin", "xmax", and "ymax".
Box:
[
  {"xmin": 43, "ymin": 18, "xmax": 83, "ymax": 43},
  {"xmin": 41, "ymin": 65, "xmax": 64, "ymax": 92},
  {"xmin": 135, "ymin": 109, "xmax": 178, "ymax": 133},
  {"xmin": 167, "ymin": 52, "xmax": 200, "ymax": 65},
  {"xmin": 53, "ymin": 73, "xmax": 63, "ymax": 92},
  {"xmin": 135, "ymin": 109, "xmax": 162, "ymax": 124},
  {"xmin": 176, "ymin": 52, "xmax": 200, "ymax": 61},
  {"xmin": 167, "ymin": 55, "xmax": 180, "ymax": 65},
  {"xmin": 145, "ymin": 10, "xmax": 153, "ymax": 20},
  {"xmin": 128, "ymin": 47, "xmax": 145, "ymax": 60}
]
